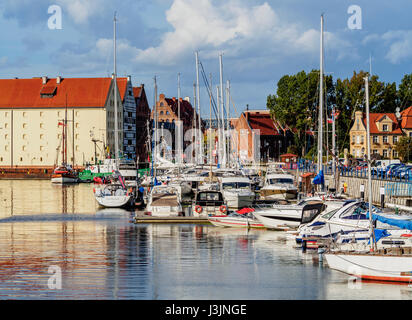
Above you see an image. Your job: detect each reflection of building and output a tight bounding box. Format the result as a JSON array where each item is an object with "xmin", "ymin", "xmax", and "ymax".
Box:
[
  {"xmin": 232, "ymin": 110, "xmax": 293, "ymax": 162},
  {"xmin": 350, "ymin": 110, "xmax": 405, "ymax": 159},
  {"xmin": 0, "ymin": 75, "xmax": 140, "ymax": 168}
]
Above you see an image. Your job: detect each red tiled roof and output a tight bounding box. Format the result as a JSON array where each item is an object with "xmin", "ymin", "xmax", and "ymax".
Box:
[
  {"xmin": 0, "ymin": 77, "xmax": 128, "ymax": 109},
  {"xmin": 245, "ymin": 111, "xmax": 281, "ymax": 136},
  {"xmin": 362, "ymin": 112, "xmax": 403, "ymax": 134},
  {"xmin": 401, "ymin": 106, "xmax": 412, "ymax": 129},
  {"xmin": 133, "ymin": 87, "xmax": 142, "ymax": 99}
]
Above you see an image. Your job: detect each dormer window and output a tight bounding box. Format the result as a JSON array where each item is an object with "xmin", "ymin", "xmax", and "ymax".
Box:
[{"xmin": 382, "ymin": 124, "xmax": 388, "ymax": 132}]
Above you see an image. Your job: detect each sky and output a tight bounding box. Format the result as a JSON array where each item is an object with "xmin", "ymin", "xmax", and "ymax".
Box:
[{"xmin": 0, "ymin": 0, "xmax": 411, "ymax": 119}]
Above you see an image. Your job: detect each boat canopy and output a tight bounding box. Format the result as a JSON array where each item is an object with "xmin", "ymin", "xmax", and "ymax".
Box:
[{"xmin": 367, "ymin": 212, "xmax": 412, "ymax": 231}]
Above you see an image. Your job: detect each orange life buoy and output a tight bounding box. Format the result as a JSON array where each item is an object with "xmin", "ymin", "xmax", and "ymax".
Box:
[
  {"xmin": 219, "ymin": 205, "xmax": 227, "ymax": 213},
  {"xmin": 195, "ymin": 205, "xmax": 203, "ymax": 214}
]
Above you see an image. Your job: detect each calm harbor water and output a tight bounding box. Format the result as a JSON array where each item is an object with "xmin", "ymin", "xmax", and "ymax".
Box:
[{"xmin": 0, "ymin": 180, "xmax": 411, "ymax": 300}]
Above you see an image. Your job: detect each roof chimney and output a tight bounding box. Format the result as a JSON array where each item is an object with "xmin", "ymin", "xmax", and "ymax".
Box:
[
  {"xmin": 42, "ymin": 76, "xmax": 47, "ymax": 85},
  {"xmin": 56, "ymin": 76, "xmax": 62, "ymax": 84}
]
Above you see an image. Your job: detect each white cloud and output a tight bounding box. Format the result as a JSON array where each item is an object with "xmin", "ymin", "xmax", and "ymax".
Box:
[
  {"xmin": 130, "ymin": 0, "xmax": 354, "ymax": 66},
  {"xmin": 362, "ymin": 30, "xmax": 412, "ymax": 64},
  {"xmin": 56, "ymin": 0, "xmax": 106, "ymax": 24}
]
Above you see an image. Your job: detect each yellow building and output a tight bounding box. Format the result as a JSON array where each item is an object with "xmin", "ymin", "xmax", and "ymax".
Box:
[
  {"xmin": 350, "ymin": 110, "xmax": 404, "ymax": 159},
  {"xmin": 0, "ymin": 76, "xmax": 134, "ymax": 168}
]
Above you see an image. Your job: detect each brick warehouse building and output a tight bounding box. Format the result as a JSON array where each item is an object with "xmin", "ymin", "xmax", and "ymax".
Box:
[{"xmin": 0, "ymin": 75, "xmax": 148, "ymax": 170}]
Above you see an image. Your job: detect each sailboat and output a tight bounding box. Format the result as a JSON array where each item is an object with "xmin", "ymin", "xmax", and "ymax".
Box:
[
  {"xmin": 93, "ymin": 13, "xmax": 137, "ymax": 207},
  {"xmin": 51, "ymin": 99, "xmax": 78, "ymax": 184},
  {"xmin": 324, "ymin": 75, "xmax": 412, "ymax": 283}
]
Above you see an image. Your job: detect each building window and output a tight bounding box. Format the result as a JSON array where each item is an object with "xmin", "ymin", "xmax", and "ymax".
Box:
[
  {"xmin": 40, "ymin": 157, "xmax": 43, "ymax": 162},
  {"xmin": 22, "ymin": 146, "xmax": 26, "ymax": 151},
  {"xmin": 40, "ymin": 123, "xmax": 44, "ymax": 129},
  {"xmin": 356, "ymin": 135, "xmax": 360, "ymax": 144},
  {"xmin": 356, "ymin": 119, "xmax": 359, "ymax": 130},
  {"xmin": 40, "ymin": 134, "xmax": 44, "ymax": 140},
  {"xmin": 22, "ymin": 134, "xmax": 27, "ymax": 140},
  {"xmin": 4, "ymin": 134, "xmax": 8, "ymax": 140},
  {"xmin": 393, "ymin": 136, "xmax": 398, "ymax": 144},
  {"xmin": 40, "ymin": 146, "xmax": 44, "ymax": 151},
  {"xmin": 383, "ymin": 136, "xmax": 388, "ymax": 143},
  {"xmin": 23, "ymin": 112, "xmax": 27, "ymax": 117},
  {"xmin": 75, "ymin": 123, "xmax": 79, "ymax": 128},
  {"xmin": 393, "ymin": 150, "xmax": 398, "ymax": 158},
  {"xmin": 40, "ymin": 112, "xmax": 44, "ymax": 117},
  {"xmin": 382, "ymin": 124, "xmax": 388, "ymax": 131},
  {"xmin": 20, "ymin": 157, "xmax": 23, "ymax": 162},
  {"xmin": 383, "ymin": 150, "xmax": 388, "ymax": 158},
  {"xmin": 23, "ymin": 123, "xmax": 27, "ymax": 129},
  {"xmin": 372, "ymin": 136, "xmax": 378, "ymax": 144},
  {"xmin": 5, "ymin": 146, "xmax": 8, "ymax": 151},
  {"xmin": 360, "ymin": 135, "xmax": 364, "ymax": 144},
  {"xmin": 372, "ymin": 150, "xmax": 378, "ymax": 155},
  {"xmin": 4, "ymin": 123, "xmax": 7, "ymax": 129}
]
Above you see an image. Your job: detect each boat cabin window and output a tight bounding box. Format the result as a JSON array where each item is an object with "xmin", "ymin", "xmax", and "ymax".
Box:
[
  {"xmin": 197, "ymin": 192, "xmax": 223, "ymax": 201},
  {"xmin": 268, "ymin": 178, "xmax": 294, "ymax": 185},
  {"xmin": 321, "ymin": 208, "xmax": 340, "ymax": 220},
  {"xmin": 339, "ymin": 204, "xmax": 370, "ymax": 220},
  {"xmin": 222, "ymin": 182, "xmax": 250, "ymax": 189}
]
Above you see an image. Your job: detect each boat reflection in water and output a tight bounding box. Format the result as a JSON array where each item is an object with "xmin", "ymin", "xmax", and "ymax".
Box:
[{"xmin": 0, "ymin": 181, "xmax": 412, "ymax": 300}]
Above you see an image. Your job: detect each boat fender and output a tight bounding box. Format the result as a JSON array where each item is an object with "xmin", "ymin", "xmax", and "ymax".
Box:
[
  {"xmin": 195, "ymin": 205, "xmax": 203, "ymax": 214},
  {"xmin": 219, "ymin": 205, "xmax": 227, "ymax": 213}
]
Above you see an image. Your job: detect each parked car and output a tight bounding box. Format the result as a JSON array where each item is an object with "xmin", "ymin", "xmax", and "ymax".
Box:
[
  {"xmin": 386, "ymin": 163, "xmax": 405, "ymax": 177},
  {"xmin": 396, "ymin": 165, "xmax": 412, "ymax": 179}
]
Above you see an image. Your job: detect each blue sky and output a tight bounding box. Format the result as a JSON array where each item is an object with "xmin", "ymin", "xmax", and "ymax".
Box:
[{"xmin": 0, "ymin": 0, "xmax": 411, "ymax": 119}]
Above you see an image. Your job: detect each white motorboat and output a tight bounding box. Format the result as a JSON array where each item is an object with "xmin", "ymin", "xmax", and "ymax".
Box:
[
  {"xmin": 296, "ymin": 200, "xmax": 412, "ymax": 244},
  {"xmin": 208, "ymin": 208, "xmax": 265, "ymax": 229},
  {"xmin": 192, "ymin": 190, "xmax": 227, "ymax": 217},
  {"xmin": 324, "ymin": 75, "xmax": 412, "ymax": 283},
  {"xmin": 259, "ymin": 173, "xmax": 297, "ymax": 200},
  {"xmin": 220, "ymin": 176, "xmax": 255, "ymax": 209},
  {"xmin": 94, "ymin": 183, "xmax": 132, "ymax": 208},
  {"xmin": 253, "ymin": 199, "xmax": 344, "ymax": 230},
  {"xmin": 145, "ymin": 185, "xmax": 183, "ymax": 217}
]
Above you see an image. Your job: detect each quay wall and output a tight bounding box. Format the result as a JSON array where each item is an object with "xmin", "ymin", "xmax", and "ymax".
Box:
[{"xmin": 324, "ymin": 174, "xmax": 411, "ymax": 207}]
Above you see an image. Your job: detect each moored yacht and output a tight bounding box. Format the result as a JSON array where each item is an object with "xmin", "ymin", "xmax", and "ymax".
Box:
[
  {"xmin": 259, "ymin": 172, "xmax": 297, "ymax": 200},
  {"xmin": 219, "ymin": 176, "xmax": 255, "ymax": 209}
]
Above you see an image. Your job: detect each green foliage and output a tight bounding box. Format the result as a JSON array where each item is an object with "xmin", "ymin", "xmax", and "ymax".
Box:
[
  {"xmin": 395, "ymin": 137, "xmax": 412, "ymax": 162},
  {"xmin": 267, "ymin": 70, "xmax": 412, "ymax": 157}
]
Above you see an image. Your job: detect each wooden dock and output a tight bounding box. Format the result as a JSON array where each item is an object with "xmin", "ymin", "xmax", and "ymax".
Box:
[{"xmin": 133, "ymin": 215, "xmax": 210, "ymax": 224}]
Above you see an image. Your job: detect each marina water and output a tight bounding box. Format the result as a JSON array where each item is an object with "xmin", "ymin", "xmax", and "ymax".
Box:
[{"xmin": 0, "ymin": 180, "xmax": 411, "ymax": 300}]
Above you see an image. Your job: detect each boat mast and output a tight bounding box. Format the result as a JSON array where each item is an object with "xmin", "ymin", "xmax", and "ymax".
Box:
[
  {"xmin": 193, "ymin": 82, "xmax": 197, "ymax": 165},
  {"xmin": 226, "ymin": 79, "xmax": 230, "ymax": 166},
  {"xmin": 113, "ymin": 12, "xmax": 119, "ymax": 163},
  {"xmin": 364, "ymin": 75, "xmax": 376, "ymax": 251},
  {"xmin": 219, "ymin": 53, "xmax": 226, "ymax": 168},
  {"xmin": 209, "ymin": 73, "xmax": 213, "ymax": 168},
  {"xmin": 177, "ymin": 73, "xmax": 182, "ymax": 168},
  {"xmin": 317, "ymin": 14, "xmax": 324, "ymax": 174},
  {"xmin": 216, "ymin": 85, "xmax": 221, "ymax": 167},
  {"xmin": 64, "ymin": 94, "xmax": 68, "ymax": 165},
  {"xmin": 195, "ymin": 51, "xmax": 202, "ymax": 165},
  {"xmin": 153, "ymin": 75, "xmax": 158, "ymax": 180}
]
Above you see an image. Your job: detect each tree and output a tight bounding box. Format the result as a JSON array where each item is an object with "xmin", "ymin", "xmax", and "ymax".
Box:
[
  {"xmin": 395, "ymin": 137, "xmax": 412, "ymax": 162},
  {"xmin": 267, "ymin": 69, "xmax": 333, "ymax": 157},
  {"xmin": 398, "ymin": 73, "xmax": 412, "ymax": 110}
]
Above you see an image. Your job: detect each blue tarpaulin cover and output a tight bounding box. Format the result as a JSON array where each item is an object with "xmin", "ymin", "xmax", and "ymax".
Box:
[
  {"xmin": 312, "ymin": 170, "xmax": 324, "ymax": 185},
  {"xmin": 366, "ymin": 212, "xmax": 412, "ymax": 231}
]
